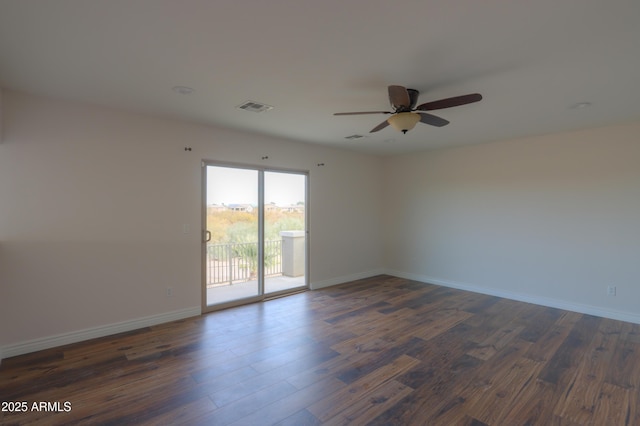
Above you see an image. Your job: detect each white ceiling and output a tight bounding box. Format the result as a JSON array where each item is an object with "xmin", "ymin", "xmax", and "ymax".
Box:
[{"xmin": 1, "ymin": 0, "xmax": 639, "ymax": 155}]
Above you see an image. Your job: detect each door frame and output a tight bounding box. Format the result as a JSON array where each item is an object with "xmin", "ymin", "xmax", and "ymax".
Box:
[{"xmin": 201, "ymin": 160, "xmax": 309, "ymax": 313}]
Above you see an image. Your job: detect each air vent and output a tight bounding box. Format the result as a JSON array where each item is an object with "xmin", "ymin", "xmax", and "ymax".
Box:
[
  {"xmin": 236, "ymin": 101, "xmax": 274, "ymax": 113},
  {"xmin": 344, "ymin": 134, "xmax": 364, "ymax": 140}
]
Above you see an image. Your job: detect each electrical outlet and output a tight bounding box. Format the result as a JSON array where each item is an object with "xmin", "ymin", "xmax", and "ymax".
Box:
[
  {"xmin": 166, "ymin": 287, "xmax": 173, "ymax": 297},
  {"xmin": 607, "ymin": 285, "xmax": 616, "ymax": 296}
]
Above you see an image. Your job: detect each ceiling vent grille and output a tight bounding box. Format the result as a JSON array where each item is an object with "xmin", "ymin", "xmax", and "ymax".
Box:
[
  {"xmin": 236, "ymin": 101, "xmax": 274, "ymax": 113},
  {"xmin": 345, "ymin": 134, "xmax": 365, "ymax": 140}
]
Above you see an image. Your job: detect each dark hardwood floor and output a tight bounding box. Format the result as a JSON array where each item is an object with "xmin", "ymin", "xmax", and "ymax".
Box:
[{"xmin": 2, "ymin": 275, "xmax": 640, "ymax": 425}]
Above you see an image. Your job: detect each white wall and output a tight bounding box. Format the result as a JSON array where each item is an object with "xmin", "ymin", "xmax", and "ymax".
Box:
[
  {"xmin": 384, "ymin": 121, "xmax": 640, "ymax": 323},
  {"xmin": 0, "ymin": 91, "xmax": 384, "ymax": 357},
  {"xmin": 4, "ymin": 88, "xmax": 639, "ymax": 360}
]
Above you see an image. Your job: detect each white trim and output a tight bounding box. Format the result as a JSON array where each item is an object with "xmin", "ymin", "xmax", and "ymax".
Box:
[
  {"xmin": 310, "ymin": 269, "xmax": 386, "ymax": 290},
  {"xmin": 9, "ymin": 268, "xmax": 638, "ymax": 363},
  {"xmin": 0, "ymin": 306, "xmax": 201, "ymax": 361},
  {"xmin": 0, "ymin": 88, "xmax": 4, "ymax": 143},
  {"xmin": 385, "ymin": 269, "xmax": 640, "ymax": 325}
]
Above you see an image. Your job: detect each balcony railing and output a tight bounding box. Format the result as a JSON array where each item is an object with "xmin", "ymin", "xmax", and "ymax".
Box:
[{"xmin": 206, "ymin": 240, "xmax": 282, "ymax": 287}]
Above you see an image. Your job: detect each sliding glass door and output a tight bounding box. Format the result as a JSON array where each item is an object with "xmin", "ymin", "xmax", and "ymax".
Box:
[
  {"xmin": 204, "ymin": 166, "xmax": 260, "ymax": 307},
  {"xmin": 264, "ymin": 171, "xmax": 307, "ymax": 295},
  {"xmin": 203, "ymin": 163, "xmax": 307, "ymax": 311}
]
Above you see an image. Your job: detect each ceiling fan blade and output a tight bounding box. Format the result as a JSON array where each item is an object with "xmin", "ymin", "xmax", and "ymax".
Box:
[
  {"xmin": 334, "ymin": 111, "xmax": 391, "ymax": 116},
  {"xmin": 388, "ymin": 85, "xmax": 411, "ymax": 110},
  {"xmin": 370, "ymin": 120, "xmax": 390, "ymax": 133},
  {"xmin": 416, "ymin": 93, "xmax": 483, "ymax": 111},
  {"xmin": 419, "ymin": 112, "xmax": 449, "ymax": 127}
]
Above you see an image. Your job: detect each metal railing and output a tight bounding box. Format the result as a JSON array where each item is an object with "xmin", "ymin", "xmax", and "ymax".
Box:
[{"xmin": 206, "ymin": 240, "xmax": 282, "ymax": 287}]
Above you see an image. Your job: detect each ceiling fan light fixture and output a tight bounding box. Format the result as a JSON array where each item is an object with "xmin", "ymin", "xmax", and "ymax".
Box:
[{"xmin": 388, "ymin": 112, "xmax": 420, "ymax": 134}]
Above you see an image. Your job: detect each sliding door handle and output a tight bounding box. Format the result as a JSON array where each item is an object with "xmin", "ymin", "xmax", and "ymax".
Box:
[{"xmin": 204, "ymin": 230, "xmax": 212, "ymax": 242}]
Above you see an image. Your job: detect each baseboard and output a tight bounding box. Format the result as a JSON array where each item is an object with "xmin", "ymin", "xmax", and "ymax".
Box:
[
  {"xmin": 386, "ymin": 269, "xmax": 640, "ymax": 325},
  {"xmin": 1, "ymin": 270, "xmax": 385, "ymax": 362},
  {"xmin": 0, "ymin": 306, "xmax": 201, "ymax": 362},
  {"xmin": 10, "ymin": 268, "xmax": 636, "ymax": 362},
  {"xmin": 310, "ymin": 269, "xmax": 386, "ymax": 290}
]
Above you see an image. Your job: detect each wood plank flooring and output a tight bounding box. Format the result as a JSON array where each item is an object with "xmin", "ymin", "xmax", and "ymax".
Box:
[{"xmin": 2, "ymin": 275, "xmax": 640, "ymax": 425}]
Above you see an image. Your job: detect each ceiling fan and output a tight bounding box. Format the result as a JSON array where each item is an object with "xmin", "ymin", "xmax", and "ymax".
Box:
[{"xmin": 334, "ymin": 85, "xmax": 482, "ymax": 134}]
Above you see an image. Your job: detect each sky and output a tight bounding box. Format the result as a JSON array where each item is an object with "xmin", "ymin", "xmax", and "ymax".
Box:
[{"xmin": 206, "ymin": 166, "xmax": 306, "ymax": 206}]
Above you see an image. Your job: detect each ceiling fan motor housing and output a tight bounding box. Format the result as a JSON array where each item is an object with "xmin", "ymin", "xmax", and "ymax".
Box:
[{"xmin": 406, "ymin": 89, "xmax": 419, "ymax": 110}]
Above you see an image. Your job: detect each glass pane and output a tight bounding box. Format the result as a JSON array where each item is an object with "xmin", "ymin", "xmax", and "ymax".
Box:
[
  {"xmin": 205, "ymin": 166, "xmax": 260, "ymax": 305},
  {"xmin": 264, "ymin": 171, "xmax": 306, "ymax": 294}
]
